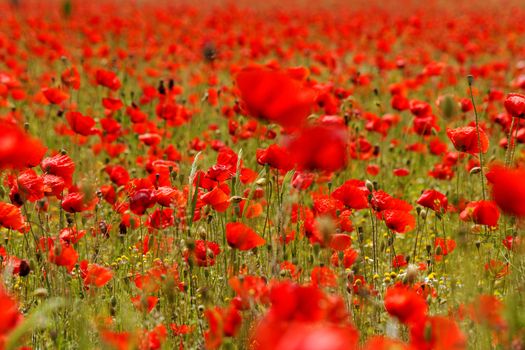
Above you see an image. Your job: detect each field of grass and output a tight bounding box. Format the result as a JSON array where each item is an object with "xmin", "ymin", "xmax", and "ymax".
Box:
[{"xmin": 1, "ymin": 0, "xmax": 525, "ymax": 349}]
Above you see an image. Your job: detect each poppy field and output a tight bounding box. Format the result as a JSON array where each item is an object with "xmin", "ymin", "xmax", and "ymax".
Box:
[{"xmin": 2, "ymin": 0, "xmax": 525, "ymax": 349}]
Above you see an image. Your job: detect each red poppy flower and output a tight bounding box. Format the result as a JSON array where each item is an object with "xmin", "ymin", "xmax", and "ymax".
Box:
[
  {"xmin": 0, "ymin": 119, "xmax": 47, "ymax": 170},
  {"xmin": 41, "ymin": 153, "xmax": 75, "ymax": 186},
  {"xmin": 11, "ymin": 169, "xmax": 45, "ymax": 203},
  {"xmin": 417, "ymin": 189, "xmax": 448, "ymax": 213},
  {"xmin": 226, "ymin": 222, "xmax": 265, "ymax": 250},
  {"xmin": 311, "ymin": 266, "xmax": 337, "ymax": 287},
  {"xmin": 0, "ymin": 284, "xmax": 23, "ymax": 337},
  {"xmin": 434, "ymin": 237, "xmax": 456, "ymax": 258},
  {"xmin": 266, "ymin": 323, "xmax": 359, "ymax": 350},
  {"xmin": 381, "ymin": 209, "xmax": 416, "ymax": 233},
  {"xmin": 331, "ymin": 180, "xmax": 369, "ymax": 210},
  {"xmin": 61, "ymin": 192, "xmax": 98, "ymax": 213},
  {"xmin": 129, "ymin": 188, "xmax": 156, "ymax": 215},
  {"xmin": 0, "ymin": 202, "xmax": 27, "ymax": 232},
  {"xmin": 48, "ymin": 243, "xmax": 79, "ymax": 272},
  {"xmin": 256, "ymin": 144, "xmax": 294, "ymax": 171},
  {"xmin": 364, "ymin": 336, "xmax": 411, "ymax": 350},
  {"xmin": 384, "ymin": 283, "xmax": 428, "ymax": 325},
  {"xmin": 95, "ymin": 69, "xmax": 121, "ymax": 91},
  {"xmin": 66, "ymin": 112, "xmax": 96, "ymax": 136},
  {"xmin": 446, "ymin": 126, "xmax": 489, "ymax": 154},
  {"xmin": 80, "ymin": 261, "xmax": 113, "ymax": 287},
  {"xmin": 329, "ymin": 233, "xmax": 352, "ymax": 251},
  {"xmin": 204, "ymin": 304, "xmax": 242, "ymax": 349},
  {"xmin": 61, "ymin": 66, "xmax": 81, "ymax": 90},
  {"xmin": 42, "ymin": 87, "xmax": 69, "ymax": 105},
  {"xmin": 410, "ymin": 316, "xmax": 466, "ymax": 350},
  {"xmin": 184, "ymin": 240, "xmax": 221, "ymax": 267},
  {"xmin": 43, "ymin": 174, "xmax": 66, "ymax": 198},
  {"xmin": 131, "ymin": 295, "xmax": 158, "ymax": 313},
  {"xmin": 235, "ymin": 66, "xmax": 316, "ymax": 131},
  {"xmin": 503, "ymin": 93, "xmax": 525, "ymax": 118},
  {"xmin": 459, "ymin": 200, "xmax": 500, "ymax": 226},
  {"xmin": 370, "ymin": 190, "xmax": 413, "ymax": 212},
  {"xmin": 102, "ymin": 97, "xmax": 123, "ymax": 111},
  {"xmin": 201, "ymin": 186, "xmax": 230, "ymax": 212},
  {"xmin": 59, "ymin": 227, "xmax": 86, "ymax": 245},
  {"xmin": 468, "ymin": 295, "xmax": 506, "ymax": 330},
  {"xmin": 286, "ymin": 125, "xmax": 348, "ymax": 172},
  {"xmin": 105, "ymin": 165, "xmax": 130, "ymax": 187},
  {"xmin": 486, "ymin": 165, "xmax": 525, "ymax": 217}
]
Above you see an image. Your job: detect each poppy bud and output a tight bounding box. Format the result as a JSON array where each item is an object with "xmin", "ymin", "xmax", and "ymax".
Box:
[
  {"xmin": 435, "ymin": 246, "xmax": 443, "ymax": 256},
  {"xmin": 255, "ymin": 178, "xmax": 267, "ymax": 186},
  {"xmin": 19, "ymin": 260, "xmax": 30, "ymax": 277},
  {"xmin": 469, "ymin": 167, "xmax": 481, "ymax": 175},
  {"xmin": 467, "ymin": 75, "xmax": 474, "ymax": 86},
  {"xmin": 426, "ymin": 244, "xmax": 432, "ymax": 254},
  {"xmin": 365, "ymin": 180, "xmax": 374, "ymax": 192},
  {"xmin": 229, "ymin": 196, "xmax": 244, "ymax": 203}
]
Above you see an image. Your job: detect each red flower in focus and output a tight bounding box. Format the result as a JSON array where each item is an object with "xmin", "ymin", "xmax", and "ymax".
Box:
[
  {"xmin": 0, "ymin": 202, "xmax": 27, "ymax": 232},
  {"xmin": 95, "ymin": 69, "xmax": 121, "ymax": 91},
  {"xmin": 41, "ymin": 153, "xmax": 75, "ymax": 186},
  {"xmin": 235, "ymin": 66, "xmax": 316, "ymax": 131},
  {"xmin": 486, "ymin": 165, "xmax": 525, "ymax": 217},
  {"xmin": 226, "ymin": 222, "xmax": 265, "ymax": 250},
  {"xmin": 286, "ymin": 125, "xmax": 348, "ymax": 172},
  {"xmin": 384, "ymin": 283, "xmax": 427, "ymax": 325},
  {"xmin": 459, "ymin": 200, "xmax": 500, "ymax": 226},
  {"xmin": 381, "ymin": 209, "xmax": 416, "ymax": 233},
  {"xmin": 417, "ymin": 189, "xmax": 448, "ymax": 213},
  {"xmin": 10, "ymin": 169, "xmax": 46, "ymax": 203},
  {"xmin": 503, "ymin": 93, "xmax": 525, "ymax": 118},
  {"xmin": 66, "ymin": 112, "xmax": 96, "ymax": 136},
  {"xmin": 331, "ymin": 180, "xmax": 369, "ymax": 210},
  {"xmin": 446, "ymin": 126, "xmax": 489, "ymax": 154},
  {"xmin": 0, "ymin": 119, "xmax": 47, "ymax": 170}
]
